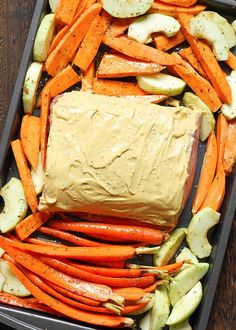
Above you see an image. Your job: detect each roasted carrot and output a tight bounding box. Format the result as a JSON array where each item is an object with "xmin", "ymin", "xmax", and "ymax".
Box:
[
  {"xmin": 129, "ymin": 261, "xmax": 184, "ymax": 274},
  {"xmin": 178, "ymin": 14, "xmax": 232, "ymax": 104},
  {"xmin": 112, "ymin": 287, "xmax": 146, "ymax": 301},
  {"xmin": 103, "ymin": 36, "xmax": 182, "ymax": 66},
  {"xmin": 200, "ymin": 167, "xmax": 226, "ymax": 211},
  {"xmin": 93, "ymin": 79, "xmax": 148, "ymax": 96},
  {"xmin": 15, "ymin": 212, "xmax": 51, "ymax": 241},
  {"xmin": 153, "ymin": 30, "xmax": 185, "ymax": 52},
  {"xmin": 151, "ymin": 2, "xmax": 206, "ymax": 16},
  {"xmin": 179, "ymin": 47, "xmax": 207, "ymax": 79},
  {"xmin": 105, "ymin": 18, "xmax": 134, "ymax": 37},
  {"xmin": 25, "ymin": 237, "xmax": 64, "ymax": 247},
  {"xmin": 224, "ymin": 120, "xmax": 236, "ymax": 176},
  {"xmin": 89, "ymin": 260, "xmax": 126, "ymax": 269},
  {"xmin": 55, "ymin": 0, "xmax": 81, "ymax": 25},
  {"xmin": 192, "ymin": 132, "xmax": 217, "ymax": 214},
  {"xmin": 97, "ymin": 53, "xmax": 164, "ymax": 78},
  {"xmin": 143, "ymin": 280, "xmax": 165, "ymax": 293},
  {"xmin": 8, "ymin": 262, "xmax": 134, "ymax": 328},
  {"xmin": 158, "ymin": 0, "xmax": 197, "ymax": 7},
  {"xmin": 216, "ymin": 114, "xmax": 229, "ymax": 172},
  {"xmin": 81, "ymin": 61, "xmax": 95, "ymax": 91},
  {"xmin": 46, "ymin": 4, "xmax": 102, "ymax": 76},
  {"xmin": 225, "ymin": 51, "xmax": 236, "ymax": 71},
  {"xmin": 48, "ymin": 220, "xmax": 164, "ymax": 244},
  {"xmin": 170, "ymin": 53, "xmax": 222, "ymax": 112},
  {"xmin": 20, "ymin": 115, "xmax": 40, "ymax": 170},
  {"xmin": 40, "ymin": 89, "xmax": 51, "ymax": 169},
  {"xmin": 49, "ymin": 25, "xmax": 68, "ymax": 54},
  {"xmin": 11, "ymin": 139, "xmax": 38, "ymax": 213},
  {"xmin": 74, "ymin": 12, "xmax": 111, "ymax": 71}
]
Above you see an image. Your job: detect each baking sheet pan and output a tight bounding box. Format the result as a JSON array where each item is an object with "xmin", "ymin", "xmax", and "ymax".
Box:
[{"xmin": 0, "ymin": 1, "xmax": 235, "ymax": 329}]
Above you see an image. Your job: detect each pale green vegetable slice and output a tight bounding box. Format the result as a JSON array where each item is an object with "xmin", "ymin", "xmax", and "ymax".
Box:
[
  {"xmin": 0, "ymin": 272, "xmax": 5, "ymax": 291},
  {"xmin": 221, "ymin": 71, "xmax": 236, "ymax": 120},
  {"xmin": 150, "ymin": 286, "xmax": 170, "ymax": 330},
  {"xmin": 176, "ymin": 247, "xmax": 199, "ymax": 265},
  {"xmin": 102, "ymin": 0, "xmax": 154, "ymax": 18},
  {"xmin": 166, "ymin": 282, "xmax": 203, "ymax": 325},
  {"xmin": 128, "ymin": 293, "xmax": 155, "ymax": 315},
  {"xmin": 49, "ymin": 0, "xmax": 59, "ymax": 12},
  {"xmin": 139, "ymin": 310, "xmax": 151, "ymax": 330},
  {"xmin": 232, "ymin": 20, "xmax": 236, "ymax": 33},
  {"xmin": 169, "ymin": 319, "xmax": 192, "ymax": 330}
]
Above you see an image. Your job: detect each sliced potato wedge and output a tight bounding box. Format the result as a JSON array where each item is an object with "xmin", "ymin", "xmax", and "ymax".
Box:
[
  {"xmin": 0, "ymin": 178, "xmax": 28, "ymax": 233},
  {"xmin": 49, "ymin": 0, "xmax": 59, "ymax": 12},
  {"xmin": 102, "ymin": 0, "xmax": 154, "ymax": 18},
  {"xmin": 31, "ymin": 153, "xmax": 45, "ymax": 195},
  {"xmin": 22, "ymin": 62, "xmax": 43, "ymax": 114},
  {"xmin": 221, "ymin": 71, "xmax": 236, "ymax": 120},
  {"xmin": 128, "ymin": 14, "xmax": 180, "ymax": 44}
]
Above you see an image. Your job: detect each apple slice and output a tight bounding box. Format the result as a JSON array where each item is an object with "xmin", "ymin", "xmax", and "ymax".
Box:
[
  {"xmin": 232, "ymin": 20, "xmax": 236, "ymax": 33},
  {"xmin": 22, "ymin": 62, "xmax": 43, "ymax": 114},
  {"xmin": 0, "ymin": 178, "xmax": 28, "ymax": 233},
  {"xmin": 137, "ymin": 73, "xmax": 186, "ymax": 96},
  {"xmin": 139, "ymin": 310, "xmax": 151, "ymax": 330},
  {"xmin": 49, "ymin": 0, "xmax": 59, "ymax": 12},
  {"xmin": 33, "ymin": 14, "xmax": 56, "ymax": 62},
  {"xmin": 128, "ymin": 293, "xmax": 155, "ymax": 316},
  {"xmin": 102, "ymin": 0, "xmax": 154, "ymax": 18},
  {"xmin": 0, "ymin": 272, "xmax": 5, "ymax": 292},
  {"xmin": 169, "ymin": 319, "xmax": 192, "ymax": 330},
  {"xmin": 31, "ymin": 153, "xmax": 45, "ymax": 195},
  {"xmin": 176, "ymin": 247, "xmax": 199, "ymax": 265},
  {"xmin": 221, "ymin": 71, "xmax": 236, "ymax": 120}
]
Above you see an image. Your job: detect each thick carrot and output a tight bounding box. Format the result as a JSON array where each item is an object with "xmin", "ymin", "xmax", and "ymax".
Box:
[
  {"xmin": 81, "ymin": 61, "xmax": 95, "ymax": 91},
  {"xmin": 192, "ymin": 132, "xmax": 217, "ymax": 214},
  {"xmin": 153, "ymin": 30, "xmax": 185, "ymax": 52},
  {"xmin": 40, "ymin": 89, "xmax": 51, "ymax": 168},
  {"xmin": 93, "ymin": 79, "xmax": 147, "ymax": 96},
  {"xmin": 49, "ymin": 25, "xmax": 68, "ymax": 54},
  {"xmin": 200, "ymin": 167, "xmax": 226, "ymax": 211},
  {"xmin": 179, "ymin": 47, "xmax": 207, "ymax": 79},
  {"xmin": 15, "ymin": 212, "xmax": 51, "ymax": 241},
  {"xmin": 224, "ymin": 120, "xmax": 236, "ymax": 175},
  {"xmin": 103, "ymin": 36, "xmax": 182, "ymax": 66},
  {"xmin": 74, "ymin": 12, "xmax": 111, "ymax": 71},
  {"xmin": 8, "ymin": 262, "xmax": 134, "ymax": 328},
  {"xmin": 112, "ymin": 287, "xmax": 146, "ymax": 301},
  {"xmin": 55, "ymin": 0, "xmax": 81, "ymax": 25},
  {"xmin": 48, "ymin": 220, "xmax": 164, "ymax": 244},
  {"xmin": 170, "ymin": 53, "xmax": 222, "ymax": 112},
  {"xmin": 11, "ymin": 140, "xmax": 38, "ymax": 213},
  {"xmin": 46, "ymin": 4, "xmax": 102, "ymax": 76},
  {"xmin": 105, "ymin": 18, "xmax": 134, "ymax": 37},
  {"xmin": 216, "ymin": 114, "xmax": 229, "ymax": 172},
  {"xmin": 225, "ymin": 51, "xmax": 236, "ymax": 71},
  {"xmin": 20, "ymin": 115, "xmax": 40, "ymax": 170},
  {"xmin": 151, "ymin": 2, "xmax": 206, "ymax": 16},
  {"xmin": 178, "ymin": 14, "xmax": 232, "ymax": 104},
  {"xmin": 158, "ymin": 0, "xmax": 197, "ymax": 7},
  {"xmin": 97, "ymin": 53, "xmax": 164, "ymax": 78}
]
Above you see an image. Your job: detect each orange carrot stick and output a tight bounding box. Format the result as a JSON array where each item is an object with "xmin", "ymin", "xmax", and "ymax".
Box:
[
  {"xmin": 93, "ymin": 79, "xmax": 147, "ymax": 96},
  {"xmin": 105, "ymin": 18, "xmax": 134, "ymax": 37},
  {"xmin": 102, "ymin": 36, "xmax": 182, "ymax": 66},
  {"xmin": 40, "ymin": 89, "xmax": 51, "ymax": 168},
  {"xmin": 225, "ymin": 51, "xmax": 236, "ymax": 71},
  {"xmin": 8, "ymin": 262, "xmax": 133, "ymax": 328},
  {"xmin": 192, "ymin": 132, "xmax": 217, "ymax": 214},
  {"xmin": 97, "ymin": 53, "xmax": 164, "ymax": 78},
  {"xmin": 112, "ymin": 287, "xmax": 146, "ymax": 301},
  {"xmin": 46, "ymin": 4, "xmax": 102, "ymax": 76},
  {"xmin": 74, "ymin": 12, "xmax": 112, "ymax": 71},
  {"xmin": 153, "ymin": 30, "xmax": 185, "ymax": 51},
  {"xmin": 15, "ymin": 212, "xmax": 51, "ymax": 241},
  {"xmin": 179, "ymin": 47, "xmax": 207, "ymax": 79},
  {"xmin": 81, "ymin": 61, "xmax": 95, "ymax": 91},
  {"xmin": 151, "ymin": 2, "xmax": 206, "ymax": 16},
  {"xmin": 178, "ymin": 14, "xmax": 232, "ymax": 104},
  {"xmin": 158, "ymin": 0, "xmax": 197, "ymax": 7},
  {"xmin": 55, "ymin": 0, "xmax": 81, "ymax": 25},
  {"xmin": 49, "ymin": 25, "xmax": 68, "ymax": 54},
  {"xmin": 223, "ymin": 119, "xmax": 236, "ymax": 176},
  {"xmin": 216, "ymin": 114, "xmax": 229, "ymax": 173},
  {"xmin": 20, "ymin": 115, "xmax": 40, "ymax": 170},
  {"xmin": 200, "ymin": 167, "xmax": 226, "ymax": 211},
  {"xmin": 11, "ymin": 140, "xmax": 38, "ymax": 213}
]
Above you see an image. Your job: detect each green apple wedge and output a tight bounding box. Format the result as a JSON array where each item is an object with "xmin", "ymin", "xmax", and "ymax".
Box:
[
  {"xmin": 128, "ymin": 293, "xmax": 155, "ymax": 315},
  {"xmin": 221, "ymin": 71, "xmax": 236, "ymax": 120},
  {"xmin": 232, "ymin": 20, "xmax": 236, "ymax": 33},
  {"xmin": 166, "ymin": 282, "xmax": 203, "ymax": 326},
  {"xmin": 169, "ymin": 319, "xmax": 192, "ymax": 330},
  {"xmin": 137, "ymin": 73, "xmax": 186, "ymax": 97},
  {"xmin": 102, "ymin": 0, "xmax": 154, "ymax": 18},
  {"xmin": 0, "ymin": 272, "xmax": 5, "ymax": 291},
  {"xmin": 0, "ymin": 178, "xmax": 28, "ymax": 233},
  {"xmin": 49, "ymin": 0, "xmax": 59, "ymax": 12},
  {"xmin": 176, "ymin": 247, "xmax": 199, "ymax": 265}
]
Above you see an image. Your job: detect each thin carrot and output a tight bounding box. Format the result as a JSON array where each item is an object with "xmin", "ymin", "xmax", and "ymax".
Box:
[
  {"xmin": 48, "ymin": 220, "xmax": 165, "ymax": 245},
  {"xmin": 151, "ymin": 2, "xmax": 206, "ymax": 16},
  {"xmin": 179, "ymin": 47, "xmax": 207, "ymax": 79},
  {"xmin": 153, "ymin": 30, "xmax": 185, "ymax": 52},
  {"xmin": 15, "ymin": 212, "xmax": 51, "ymax": 241},
  {"xmin": 105, "ymin": 18, "xmax": 134, "ymax": 37},
  {"xmin": 89, "ymin": 260, "xmax": 126, "ymax": 269},
  {"xmin": 11, "ymin": 140, "xmax": 38, "ymax": 213},
  {"xmin": 81, "ymin": 61, "xmax": 95, "ymax": 91},
  {"xmin": 74, "ymin": 12, "xmax": 112, "ymax": 71},
  {"xmin": 143, "ymin": 280, "xmax": 166, "ymax": 293},
  {"xmin": 25, "ymin": 237, "xmax": 64, "ymax": 247},
  {"xmin": 158, "ymin": 0, "xmax": 197, "ymax": 7},
  {"xmin": 49, "ymin": 25, "xmax": 68, "ymax": 54},
  {"xmin": 55, "ymin": 0, "xmax": 81, "ymax": 25},
  {"xmin": 223, "ymin": 120, "xmax": 236, "ymax": 175},
  {"xmin": 96, "ymin": 53, "xmax": 164, "ymax": 78},
  {"xmin": 129, "ymin": 261, "xmax": 184, "ymax": 275},
  {"xmin": 8, "ymin": 262, "xmax": 133, "ymax": 328},
  {"xmin": 216, "ymin": 114, "xmax": 229, "ymax": 172},
  {"xmin": 40, "ymin": 89, "xmax": 51, "ymax": 168},
  {"xmin": 170, "ymin": 52, "xmax": 222, "ymax": 112},
  {"xmin": 103, "ymin": 36, "xmax": 182, "ymax": 66},
  {"xmin": 192, "ymin": 132, "xmax": 217, "ymax": 214},
  {"xmin": 84, "ymin": 232, "xmax": 135, "ymax": 243},
  {"xmin": 93, "ymin": 79, "xmax": 147, "ymax": 96},
  {"xmin": 46, "ymin": 4, "xmax": 102, "ymax": 76},
  {"xmin": 20, "ymin": 115, "xmax": 40, "ymax": 170},
  {"xmin": 178, "ymin": 14, "xmax": 232, "ymax": 104},
  {"xmin": 200, "ymin": 167, "xmax": 226, "ymax": 211},
  {"xmin": 225, "ymin": 51, "xmax": 236, "ymax": 71}
]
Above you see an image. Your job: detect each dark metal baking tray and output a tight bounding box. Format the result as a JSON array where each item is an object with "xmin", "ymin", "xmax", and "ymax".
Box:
[{"xmin": 0, "ymin": 1, "xmax": 235, "ymax": 329}]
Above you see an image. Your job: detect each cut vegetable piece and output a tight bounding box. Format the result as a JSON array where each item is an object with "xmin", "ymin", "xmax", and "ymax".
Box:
[
  {"xmin": 139, "ymin": 309, "xmax": 151, "ymax": 330},
  {"xmin": 149, "ymin": 286, "xmax": 170, "ymax": 330},
  {"xmin": 0, "ymin": 273, "xmax": 5, "ymax": 292},
  {"xmin": 31, "ymin": 153, "xmax": 45, "ymax": 195},
  {"xmin": 225, "ymin": 52, "xmax": 236, "ymax": 71},
  {"xmin": 216, "ymin": 113, "xmax": 229, "ymax": 172},
  {"xmin": 93, "ymin": 79, "xmax": 147, "ymax": 96},
  {"xmin": 151, "ymin": 2, "xmax": 206, "ymax": 16},
  {"xmin": 22, "ymin": 62, "xmax": 43, "ymax": 114},
  {"xmin": 221, "ymin": 71, "xmax": 236, "ymax": 120},
  {"xmin": 40, "ymin": 90, "xmax": 51, "ymax": 169},
  {"xmin": 168, "ymin": 263, "xmax": 208, "ymax": 306},
  {"xmin": 154, "ymin": 30, "xmax": 185, "ymax": 51},
  {"xmin": 169, "ymin": 319, "xmax": 192, "ymax": 330},
  {"xmin": 0, "ymin": 178, "xmax": 28, "ymax": 233},
  {"xmin": 160, "ymin": 0, "xmax": 197, "ymax": 7},
  {"xmin": 55, "ymin": 0, "xmax": 81, "ymax": 25},
  {"xmin": 46, "ymin": 4, "xmax": 102, "ymax": 76},
  {"xmin": 232, "ymin": 20, "xmax": 236, "ymax": 32},
  {"xmin": 179, "ymin": 47, "xmax": 207, "ymax": 79},
  {"xmin": 186, "ymin": 207, "xmax": 220, "ymax": 258},
  {"xmin": 166, "ymin": 282, "xmax": 202, "ymax": 325},
  {"xmin": 137, "ymin": 73, "xmax": 186, "ymax": 96},
  {"xmin": 128, "ymin": 14, "xmax": 180, "ymax": 44},
  {"xmin": 81, "ymin": 61, "xmax": 95, "ymax": 91},
  {"xmin": 102, "ymin": 0, "xmax": 154, "ymax": 18},
  {"xmin": 103, "ymin": 36, "xmax": 182, "ymax": 65},
  {"xmin": 176, "ymin": 247, "xmax": 198, "ymax": 265},
  {"xmin": 20, "ymin": 115, "xmax": 40, "ymax": 170},
  {"xmin": 130, "ymin": 294, "xmax": 155, "ymax": 316},
  {"xmin": 224, "ymin": 119, "xmax": 236, "ymax": 175},
  {"xmin": 153, "ymin": 228, "xmax": 186, "ymax": 266},
  {"xmin": 197, "ymin": 11, "xmax": 236, "ymax": 49},
  {"xmin": 49, "ymin": 0, "xmax": 59, "ymax": 12},
  {"xmin": 33, "ymin": 14, "xmax": 56, "ymax": 62},
  {"xmin": 0, "ymin": 260, "xmax": 30, "ymax": 297},
  {"xmin": 105, "ymin": 18, "xmax": 134, "ymax": 37},
  {"xmin": 97, "ymin": 53, "xmax": 164, "ymax": 78},
  {"xmin": 182, "ymin": 92, "xmax": 215, "ymax": 142}
]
